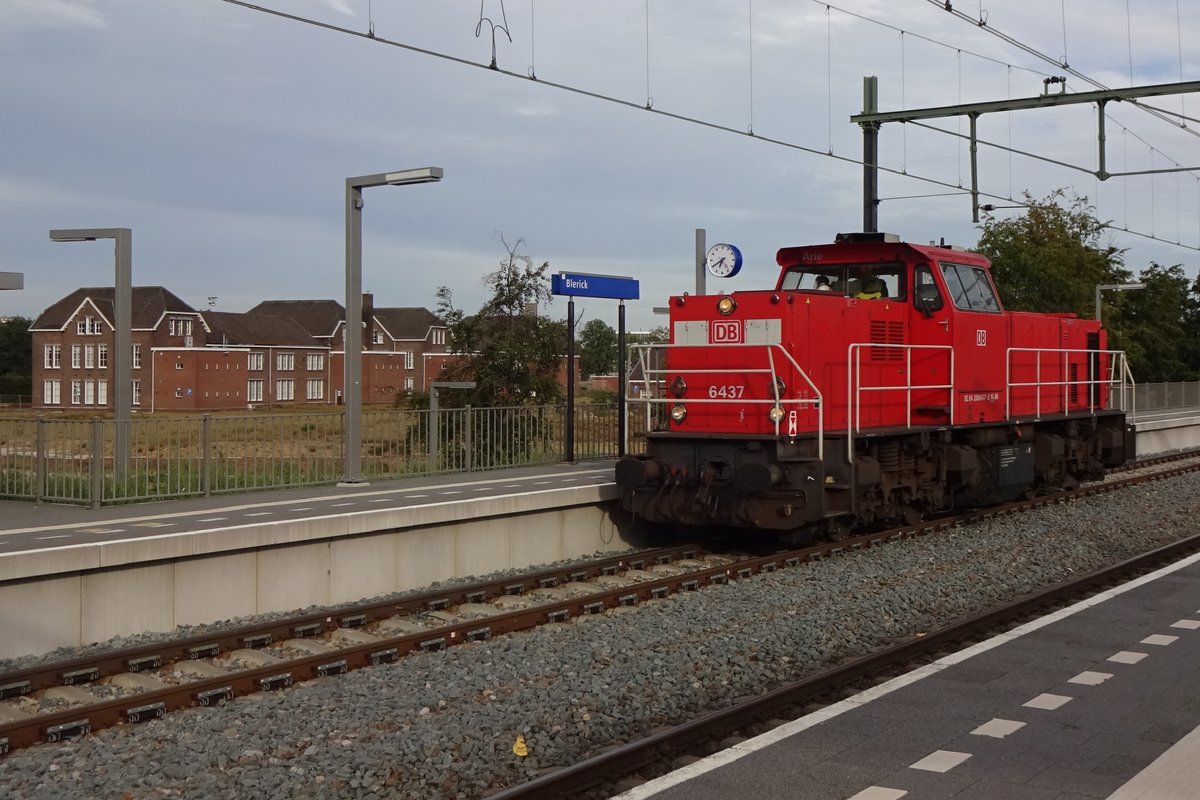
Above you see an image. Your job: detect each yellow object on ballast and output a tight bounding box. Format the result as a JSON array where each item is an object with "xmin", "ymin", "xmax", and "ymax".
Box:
[{"xmin": 513, "ymin": 735, "xmax": 528, "ymax": 757}]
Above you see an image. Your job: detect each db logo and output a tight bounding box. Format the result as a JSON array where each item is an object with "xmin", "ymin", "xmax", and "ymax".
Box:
[
  {"xmin": 976, "ymin": 329, "xmax": 987, "ymax": 347},
  {"xmin": 711, "ymin": 321, "xmax": 743, "ymax": 343}
]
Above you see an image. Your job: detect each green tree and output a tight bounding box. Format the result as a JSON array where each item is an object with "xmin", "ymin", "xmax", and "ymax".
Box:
[
  {"xmin": 0, "ymin": 316, "xmax": 32, "ymax": 397},
  {"xmin": 435, "ymin": 235, "xmax": 567, "ymax": 406},
  {"xmin": 1116, "ymin": 263, "xmax": 1194, "ymax": 382},
  {"xmin": 578, "ymin": 318, "xmax": 617, "ymax": 377},
  {"xmin": 1183, "ymin": 274, "xmax": 1200, "ymax": 376},
  {"xmin": 975, "ymin": 190, "xmax": 1132, "ymax": 317}
]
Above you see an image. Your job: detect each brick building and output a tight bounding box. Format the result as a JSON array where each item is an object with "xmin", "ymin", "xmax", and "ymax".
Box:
[{"xmin": 30, "ymin": 287, "xmax": 451, "ymax": 411}]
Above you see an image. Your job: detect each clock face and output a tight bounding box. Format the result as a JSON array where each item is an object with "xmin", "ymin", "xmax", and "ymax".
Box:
[{"xmin": 706, "ymin": 243, "xmax": 743, "ymax": 278}]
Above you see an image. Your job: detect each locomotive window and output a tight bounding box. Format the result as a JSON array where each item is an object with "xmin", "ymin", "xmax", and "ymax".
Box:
[
  {"xmin": 847, "ymin": 263, "xmax": 905, "ymax": 300},
  {"xmin": 940, "ymin": 263, "xmax": 1000, "ymax": 312},
  {"xmin": 780, "ymin": 269, "xmax": 838, "ymax": 292},
  {"xmin": 782, "ymin": 264, "xmax": 906, "ymax": 299},
  {"xmin": 913, "ymin": 266, "xmax": 943, "ymax": 312}
]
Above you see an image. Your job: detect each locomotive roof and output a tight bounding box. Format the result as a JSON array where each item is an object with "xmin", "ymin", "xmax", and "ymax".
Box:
[{"xmin": 776, "ymin": 233, "xmax": 990, "ymax": 269}]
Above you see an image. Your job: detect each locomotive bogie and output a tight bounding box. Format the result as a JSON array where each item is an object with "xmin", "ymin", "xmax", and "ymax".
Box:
[{"xmin": 616, "ymin": 413, "xmax": 1128, "ymax": 535}]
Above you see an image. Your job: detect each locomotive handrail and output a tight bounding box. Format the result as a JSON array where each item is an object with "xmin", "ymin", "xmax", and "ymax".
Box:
[
  {"xmin": 1005, "ymin": 347, "xmax": 1131, "ymax": 421},
  {"xmin": 625, "ymin": 342, "xmax": 824, "ymax": 457},
  {"xmin": 847, "ymin": 343, "xmax": 956, "ymax": 463}
]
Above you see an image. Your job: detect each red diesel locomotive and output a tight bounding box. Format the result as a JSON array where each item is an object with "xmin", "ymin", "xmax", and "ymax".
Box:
[{"xmin": 615, "ymin": 232, "xmax": 1133, "ymax": 538}]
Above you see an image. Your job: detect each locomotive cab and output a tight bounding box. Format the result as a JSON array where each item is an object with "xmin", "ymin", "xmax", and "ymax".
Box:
[{"xmin": 616, "ymin": 232, "xmax": 1132, "ymax": 538}]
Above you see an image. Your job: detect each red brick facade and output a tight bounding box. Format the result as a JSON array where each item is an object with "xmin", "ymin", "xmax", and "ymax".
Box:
[{"xmin": 30, "ymin": 287, "xmax": 451, "ymax": 412}]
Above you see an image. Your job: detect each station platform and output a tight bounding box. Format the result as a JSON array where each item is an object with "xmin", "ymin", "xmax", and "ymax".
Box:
[
  {"xmin": 0, "ymin": 461, "xmax": 626, "ymax": 659},
  {"xmin": 618, "ymin": 552, "xmax": 1200, "ymax": 800}
]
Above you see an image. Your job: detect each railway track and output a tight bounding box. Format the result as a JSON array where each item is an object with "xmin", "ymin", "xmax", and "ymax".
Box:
[{"xmin": 2, "ymin": 451, "xmax": 1199, "ymax": 763}]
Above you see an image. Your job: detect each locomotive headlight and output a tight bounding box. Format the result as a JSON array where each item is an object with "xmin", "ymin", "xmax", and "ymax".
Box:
[
  {"xmin": 716, "ymin": 296, "xmax": 737, "ymax": 316},
  {"xmin": 670, "ymin": 404, "xmax": 688, "ymax": 423},
  {"xmin": 768, "ymin": 405, "xmax": 786, "ymax": 423},
  {"xmin": 669, "ymin": 376, "xmax": 687, "ymax": 399}
]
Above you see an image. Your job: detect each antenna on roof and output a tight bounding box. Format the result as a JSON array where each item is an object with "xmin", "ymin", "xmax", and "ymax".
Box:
[{"xmin": 208, "ymin": 296, "xmax": 218, "ymax": 310}]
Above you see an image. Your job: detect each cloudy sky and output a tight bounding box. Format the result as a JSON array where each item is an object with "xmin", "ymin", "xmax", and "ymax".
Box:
[{"xmin": 2, "ymin": 0, "xmax": 1198, "ymax": 331}]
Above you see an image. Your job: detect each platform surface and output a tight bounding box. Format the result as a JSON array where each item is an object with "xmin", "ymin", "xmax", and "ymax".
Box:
[{"xmin": 619, "ymin": 552, "xmax": 1200, "ymax": 800}]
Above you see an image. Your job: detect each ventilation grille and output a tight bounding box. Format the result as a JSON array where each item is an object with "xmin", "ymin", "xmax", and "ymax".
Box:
[{"xmin": 869, "ymin": 321, "xmax": 905, "ymax": 361}]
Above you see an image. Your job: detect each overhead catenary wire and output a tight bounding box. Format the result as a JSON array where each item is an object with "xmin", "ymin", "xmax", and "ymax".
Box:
[
  {"xmin": 927, "ymin": 0, "xmax": 1200, "ymax": 137},
  {"xmin": 214, "ymin": 0, "xmax": 1200, "ymax": 253}
]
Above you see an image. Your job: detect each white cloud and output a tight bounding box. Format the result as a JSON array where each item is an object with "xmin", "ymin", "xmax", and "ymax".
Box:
[
  {"xmin": 0, "ymin": 0, "xmax": 106, "ymax": 32},
  {"xmin": 314, "ymin": 0, "xmax": 356, "ymax": 17},
  {"xmin": 1, "ymin": 0, "xmax": 1198, "ymax": 329}
]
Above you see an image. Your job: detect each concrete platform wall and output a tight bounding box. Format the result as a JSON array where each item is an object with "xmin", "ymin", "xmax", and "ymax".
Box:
[{"xmin": 0, "ymin": 501, "xmax": 630, "ymax": 660}]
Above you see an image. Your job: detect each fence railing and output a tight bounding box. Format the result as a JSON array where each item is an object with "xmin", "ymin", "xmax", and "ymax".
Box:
[
  {"xmin": 1122, "ymin": 381, "xmax": 1200, "ymax": 412},
  {"xmin": 0, "ymin": 403, "xmax": 627, "ymax": 507},
  {"xmin": 4, "ymin": 382, "xmax": 1196, "ymax": 507}
]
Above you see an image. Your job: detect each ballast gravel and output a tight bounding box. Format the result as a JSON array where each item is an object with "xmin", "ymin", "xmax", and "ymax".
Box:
[{"xmin": 3, "ymin": 472, "xmax": 1199, "ymax": 799}]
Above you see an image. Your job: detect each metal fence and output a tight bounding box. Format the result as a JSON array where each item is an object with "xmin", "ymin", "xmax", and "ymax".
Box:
[
  {"xmin": 0, "ymin": 402, "xmax": 629, "ymax": 506},
  {"xmin": 1122, "ymin": 381, "xmax": 1200, "ymax": 412},
  {"xmin": 3, "ymin": 382, "xmax": 1193, "ymax": 507}
]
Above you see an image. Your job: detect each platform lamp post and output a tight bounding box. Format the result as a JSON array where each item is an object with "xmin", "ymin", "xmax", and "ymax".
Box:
[
  {"xmin": 342, "ymin": 167, "xmax": 443, "ymax": 485},
  {"xmin": 50, "ymin": 228, "xmax": 132, "ymax": 481},
  {"xmin": 1095, "ymin": 282, "xmax": 1145, "ymax": 322}
]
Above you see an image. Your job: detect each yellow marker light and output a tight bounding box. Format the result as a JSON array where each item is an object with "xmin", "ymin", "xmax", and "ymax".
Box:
[
  {"xmin": 670, "ymin": 404, "xmax": 688, "ymax": 423},
  {"xmin": 716, "ymin": 296, "xmax": 737, "ymax": 315}
]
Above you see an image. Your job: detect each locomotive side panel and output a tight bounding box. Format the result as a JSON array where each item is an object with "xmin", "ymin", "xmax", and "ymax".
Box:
[{"xmin": 617, "ymin": 232, "xmax": 1132, "ymax": 538}]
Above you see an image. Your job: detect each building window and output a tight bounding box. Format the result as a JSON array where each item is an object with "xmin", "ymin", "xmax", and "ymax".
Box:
[
  {"xmin": 71, "ymin": 380, "xmax": 82, "ymax": 405},
  {"xmin": 132, "ymin": 343, "xmax": 141, "ymax": 369},
  {"xmin": 84, "ymin": 344, "xmax": 95, "ymax": 369},
  {"xmin": 404, "ymin": 351, "xmax": 414, "ymax": 370},
  {"xmin": 44, "ymin": 344, "xmax": 61, "ymax": 369},
  {"xmin": 372, "ymin": 330, "xmax": 383, "ymax": 345},
  {"xmin": 132, "ymin": 380, "xmax": 141, "ymax": 406},
  {"xmin": 84, "ymin": 380, "xmax": 95, "ymax": 405},
  {"xmin": 275, "ymin": 379, "xmax": 295, "ymax": 401},
  {"xmin": 175, "ymin": 362, "xmax": 184, "ymax": 370},
  {"xmin": 175, "ymin": 388, "xmax": 184, "ymax": 398},
  {"xmin": 305, "ymin": 353, "xmax": 324, "ymax": 371},
  {"xmin": 276, "ymin": 353, "xmax": 294, "ymax": 371},
  {"xmin": 433, "ymin": 328, "xmax": 446, "ymax": 345},
  {"xmin": 98, "ymin": 344, "xmax": 108, "ymax": 369},
  {"xmin": 404, "ymin": 377, "xmax": 414, "ymax": 392},
  {"xmin": 247, "ymin": 379, "xmax": 264, "ymax": 402},
  {"xmin": 97, "ymin": 380, "xmax": 108, "ymax": 406},
  {"xmin": 306, "ymin": 379, "xmax": 324, "ymax": 400},
  {"xmin": 248, "ymin": 352, "xmax": 264, "ymax": 371},
  {"xmin": 43, "ymin": 380, "xmax": 61, "ymax": 405},
  {"xmin": 77, "ymin": 317, "xmax": 102, "ymax": 335},
  {"xmin": 168, "ymin": 318, "xmax": 193, "ymax": 336}
]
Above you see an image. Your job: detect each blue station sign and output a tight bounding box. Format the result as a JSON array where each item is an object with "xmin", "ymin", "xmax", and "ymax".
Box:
[{"xmin": 551, "ymin": 271, "xmax": 639, "ymax": 300}]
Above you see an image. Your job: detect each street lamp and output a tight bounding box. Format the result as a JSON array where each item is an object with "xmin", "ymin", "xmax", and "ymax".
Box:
[
  {"xmin": 342, "ymin": 167, "xmax": 443, "ymax": 485},
  {"xmin": 49, "ymin": 228, "xmax": 132, "ymax": 479},
  {"xmin": 1095, "ymin": 282, "xmax": 1145, "ymax": 322}
]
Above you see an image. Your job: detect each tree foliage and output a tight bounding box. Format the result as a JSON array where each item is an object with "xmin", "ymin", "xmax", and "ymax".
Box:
[
  {"xmin": 578, "ymin": 318, "xmax": 617, "ymax": 377},
  {"xmin": 1118, "ymin": 263, "xmax": 1195, "ymax": 382},
  {"xmin": 435, "ymin": 235, "xmax": 567, "ymax": 407},
  {"xmin": 0, "ymin": 317, "xmax": 32, "ymax": 396},
  {"xmin": 975, "ymin": 190, "xmax": 1131, "ymax": 317},
  {"xmin": 975, "ymin": 189, "xmax": 1200, "ymax": 382}
]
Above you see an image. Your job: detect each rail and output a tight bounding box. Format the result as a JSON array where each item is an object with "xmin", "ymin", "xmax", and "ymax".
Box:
[
  {"xmin": 1005, "ymin": 347, "xmax": 1133, "ymax": 421},
  {"xmin": 625, "ymin": 342, "xmax": 824, "ymax": 457},
  {"xmin": 847, "ymin": 343, "xmax": 955, "ymax": 462}
]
